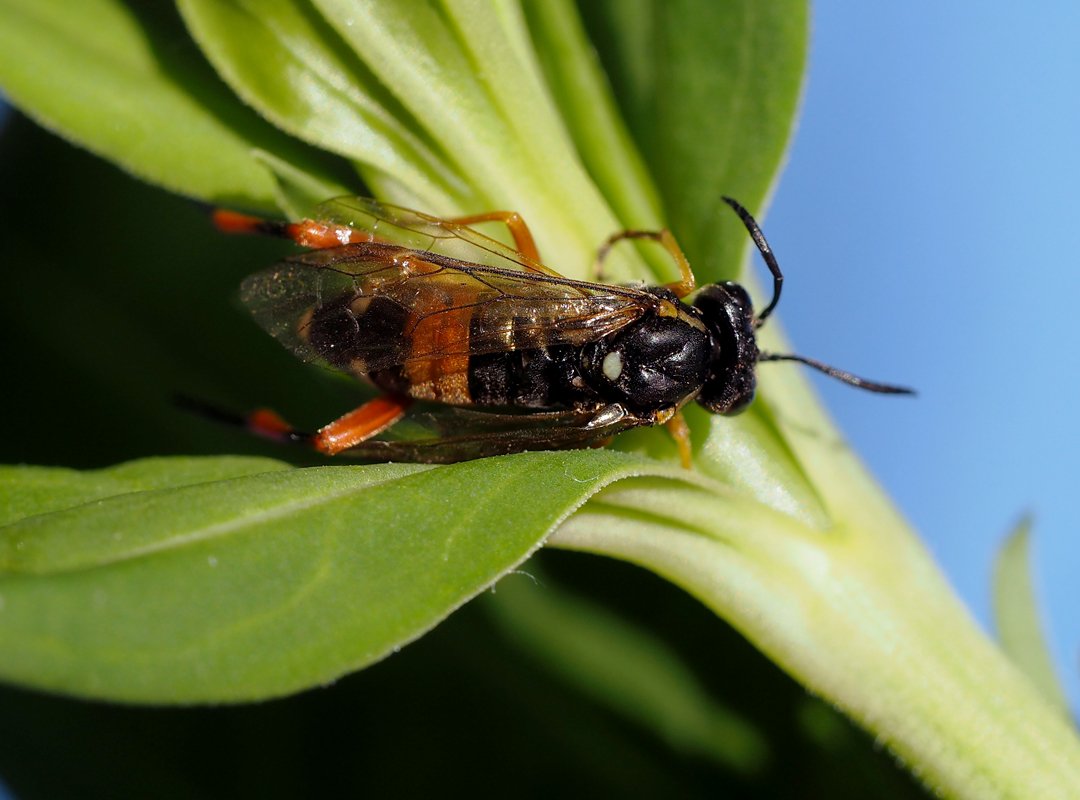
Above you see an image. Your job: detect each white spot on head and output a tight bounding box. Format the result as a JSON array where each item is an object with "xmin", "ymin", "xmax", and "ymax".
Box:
[{"xmin": 602, "ymin": 350, "xmax": 623, "ymax": 382}]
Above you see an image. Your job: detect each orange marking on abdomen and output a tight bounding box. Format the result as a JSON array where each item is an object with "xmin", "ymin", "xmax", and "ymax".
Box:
[{"xmin": 405, "ymin": 301, "xmax": 474, "ymax": 405}]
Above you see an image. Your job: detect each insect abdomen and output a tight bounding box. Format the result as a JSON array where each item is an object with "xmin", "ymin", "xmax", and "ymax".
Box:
[
  {"xmin": 467, "ymin": 345, "xmax": 595, "ymax": 409},
  {"xmin": 304, "ymin": 291, "xmax": 598, "ymax": 410}
]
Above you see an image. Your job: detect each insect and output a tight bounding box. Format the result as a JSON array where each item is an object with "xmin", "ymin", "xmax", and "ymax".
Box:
[{"xmin": 203, "ymin": 196, "xmax": 911, "ymax": 467}]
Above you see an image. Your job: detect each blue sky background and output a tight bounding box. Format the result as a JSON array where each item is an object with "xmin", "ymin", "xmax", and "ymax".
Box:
[{"xmin": 769, "ymin": 3, "xmax": 1080, "ymax": 713}]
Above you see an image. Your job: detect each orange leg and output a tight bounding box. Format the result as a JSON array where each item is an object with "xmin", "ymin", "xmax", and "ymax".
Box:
[
  {"xmin": 246, "ymin": 408, "xmax": 299, "ymax": 440},
  {"xmin": 213, "ymin": 207, "xmax": 549, "ymax": 263},
  {"xmin": 592, "ymin": 229, "xmax": 696, "ymax": 297},
  {"xmin": 313, "ymin": 396, "xmax": 412, "ymax": 455},
  {"xmin": 444, "ymin": 210, "xmax": 542, "ymax": 265},
  {"xmin": 664, "ymin": 412, "xmax": 694, "ymax": 469},
  {"xmin": 212, "ymin": 209, "xmax": 375, "ymax": 250},
  {"xmin": 245, "ymin": 395, "xmax": 412, "ymax": 455}
]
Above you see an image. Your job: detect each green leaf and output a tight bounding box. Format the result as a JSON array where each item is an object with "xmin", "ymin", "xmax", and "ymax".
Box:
[
  {"xmin": 0, "ymin": 451, "xmax": 683, "ymax": 702},
  {"xmin": 177, "ymin": 0, "xmax": 470, "ymax": 211},
  {"xmin": 305, "ymin": 0, "xmax": 644, "ymax": 276},
  {"xmin": 991, "ymin": 517, "xmax": 1069, "ymax": 714},
  {"xmin": 522, "ymin": 0, "xmax": 663, "ymax": 231},
  {"xmin": 0, "ymin": 0, "xmax": 350, "ymax": 209},
  {"xmin": 0, "ymin": 456, "xmax": 291, "ymax": 529},
  {"xmin": 580, "ymin": 0, "xmax": 808, "ymax": 281},
  {"xmin": 0, "ymin": 459, "xmax": 428, "ymax": 574},
  {"xmin": 253, "ymin": 148, "xmax": 355, "ymax": 219}
]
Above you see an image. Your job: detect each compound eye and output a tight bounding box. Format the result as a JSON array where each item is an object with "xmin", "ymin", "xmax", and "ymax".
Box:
[
  {"xmin": 691, "ymin": 282, "xmax": 759, "ymax": 416},
  {"xmin": 693, "ymin": 282, "xmax": 752, "ymax": 321},
  {"xmin": 697, "ymin": 372, "xmax": 755, "ymax": 415}
]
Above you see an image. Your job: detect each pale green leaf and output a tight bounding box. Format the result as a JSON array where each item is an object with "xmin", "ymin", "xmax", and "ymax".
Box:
[
  {"xmin": 178, "ymin": 0, "xmax": 470, "ymax": 210},
  {"xmin": 992, "ymin": 517, "xmax": 1069, "ymax": 714},
  {"xmin": 0, "ymin": 0, "xmax": 349, "ymax": 209}
]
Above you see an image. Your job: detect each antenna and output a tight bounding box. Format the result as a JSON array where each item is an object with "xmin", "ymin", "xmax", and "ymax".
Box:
[
  {"xmin": 758, "ymin": 353, "xmax": 914, "ymax": 395},
  {"xmin": 721, "ymin": 197, "xmax": 914, "ymax": 396},
  {"xmin": 722, "ymin": 196, "xmax": 782, "ymax": 327}
]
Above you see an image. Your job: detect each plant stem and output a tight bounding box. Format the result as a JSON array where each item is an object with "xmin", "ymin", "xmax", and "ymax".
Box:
[{"xmin": 552, "ymin": 479, "xmax": 1080, "ymax": 799}]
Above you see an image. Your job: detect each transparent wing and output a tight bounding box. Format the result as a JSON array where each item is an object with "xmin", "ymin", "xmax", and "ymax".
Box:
[
  {"xmin": 240, "ymin": 242, "xmax": 652, "ymax": 375},
  {"xmin": 338, "ymin": 405, "xmax": 648, "ymax": 463},
  {"xmin": 312, "ymin": 196, "xmax": 553, "ymax": 273}
]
